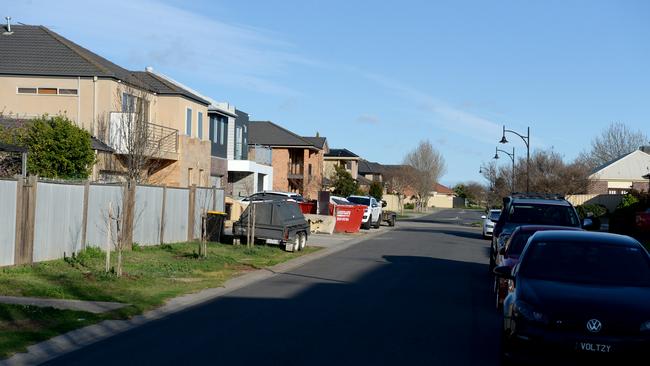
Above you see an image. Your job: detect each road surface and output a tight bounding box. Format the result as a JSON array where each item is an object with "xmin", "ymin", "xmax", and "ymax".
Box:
[{"xmin": 45, "ymin": 209, "xmax": 501, "ymax": 366}]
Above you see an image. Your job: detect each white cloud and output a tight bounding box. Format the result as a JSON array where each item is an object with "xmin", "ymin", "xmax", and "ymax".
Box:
[{"xmin": 356, "ymin": 114, "xmax": 380, "ymax": 125}]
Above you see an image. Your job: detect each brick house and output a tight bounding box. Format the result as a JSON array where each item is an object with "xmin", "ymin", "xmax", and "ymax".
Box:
[
  {"xmin": 588, "ymin": 146, "xmax": 650, "ymax": 194},
  {"xmin": 324, "ymin": 148, "xmax": 360, "ymax": 188},
  {"xmin": 248, "ymin": 121, "xmax": 327, "ymax": 199}
]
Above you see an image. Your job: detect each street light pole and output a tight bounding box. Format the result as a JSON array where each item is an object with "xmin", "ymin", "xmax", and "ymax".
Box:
[
  {"xmin": 493, "ymin": 146, "xmax": 515, "ymax": 193},
  {"xmin": 500, "ymin": 125, "xmax": 530, "ymax": 193}
]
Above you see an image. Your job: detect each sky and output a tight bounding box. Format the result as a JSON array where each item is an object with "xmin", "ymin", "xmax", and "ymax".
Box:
[{"xmin": 5, "ymin": 0, "xmax": 650, "ymax": 186}]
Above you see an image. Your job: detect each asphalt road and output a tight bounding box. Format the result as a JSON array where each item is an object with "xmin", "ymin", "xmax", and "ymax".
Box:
[{"xmin": 44, "ymin": 209, "xmax": 501, "ymax": 366}]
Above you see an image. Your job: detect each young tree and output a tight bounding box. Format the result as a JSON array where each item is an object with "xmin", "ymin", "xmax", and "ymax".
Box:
[
  {"xmin": 369, "ymin": 181, "xmax": 383, "ymax": 200},
  {"xmin": 383, "ymin": 165, "xmax": 414, "ymax": 214},
  {"xmin": 404, "ymin": 140, "xmax": 446, "ymax": 211},
  {"xmin": 330, "ymin": 164, "xmax": 359, "ymax": 197},
  {"xmin": 578, "ymin": 122, "xmax": 648, "ymax": 169}
]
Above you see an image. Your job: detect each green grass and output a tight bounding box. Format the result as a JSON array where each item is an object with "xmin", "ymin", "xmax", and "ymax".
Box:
[{"xmin": 0, "ymin": 242, "xmax": 319, "ymax": 358}]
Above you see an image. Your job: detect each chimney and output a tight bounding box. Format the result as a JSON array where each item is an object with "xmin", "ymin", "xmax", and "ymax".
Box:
[
  {"xmin": 3, "ymin": 16, "xmax": 12, "ymax": 35},
  {"xmin": 145, "ymin": 66, "xmax": 154, "ymax": 73}
]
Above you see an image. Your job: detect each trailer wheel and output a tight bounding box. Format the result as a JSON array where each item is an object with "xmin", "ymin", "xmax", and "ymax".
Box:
[
  {"xmin": 291, "ymin": 234, "xmax": 301, "ymax": 252},
  {"xmin": 299, "ymin": 232, "xmax": 307, "ymax": 250}
]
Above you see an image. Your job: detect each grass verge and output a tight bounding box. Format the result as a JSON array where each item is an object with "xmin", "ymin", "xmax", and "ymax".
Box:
[{"xmin": 0, "ymin": 242, "xmax": 319, "ymax": 358}]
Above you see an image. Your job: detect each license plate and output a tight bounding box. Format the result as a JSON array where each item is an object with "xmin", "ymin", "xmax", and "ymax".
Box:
[{"xmin": 577, "ymin": 342, "xmax": 612, "ymax": 353}]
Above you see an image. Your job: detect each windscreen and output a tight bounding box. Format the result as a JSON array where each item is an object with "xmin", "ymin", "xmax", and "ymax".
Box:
[
  {"xmin": 507, "ymin": 204, "xmax": 579, "ymax": 227},
  {"xmin": 347, "ymin": 197, "xmax": 370, "ymax": 205},
  {"xmin": 520, "ymin": 241, "xmax": 650, "ymax": 286}
]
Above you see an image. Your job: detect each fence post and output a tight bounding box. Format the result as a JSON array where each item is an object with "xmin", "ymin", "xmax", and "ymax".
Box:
[
  {"xmin": 212, "ymin": 186, "xmax": 217, "ymax": 211},
  {"xmin": 14, "ymin": 176, "xmax": 37, "ymax": 265},
  {"xmin": 80, "ymin": 181, "xmax": 90, "ymax": 250},
  {"xmin": 159, "ymin": 185, "xmax": 167, "ymax": 244},
  {"xmin": 188, "ymin": 185, "xmax": 196, "ymax": 241}
]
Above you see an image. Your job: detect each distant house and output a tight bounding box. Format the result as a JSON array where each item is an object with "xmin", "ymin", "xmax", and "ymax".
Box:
[
  {"xmin": 324, "ymin": 148, "xmax": 360, "ymax": 184},
  {"xmin": 588, "ymin": 146, "xmax": 650, "ymax": 194},
  {"xmin": 357, "ymin": 160, "xmax": 384, "ymax": 190},
  {"xmin": 248, "ymin": 121, "xmax": 327, "ymax": 199}
]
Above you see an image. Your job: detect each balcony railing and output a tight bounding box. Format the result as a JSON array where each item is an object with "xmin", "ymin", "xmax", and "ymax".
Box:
[{"xmin": 108, "ymin": 112, "xmax": 179, "ymax": 155}]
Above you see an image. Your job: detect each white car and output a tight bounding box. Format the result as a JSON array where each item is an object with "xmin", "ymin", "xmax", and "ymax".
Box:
[
  {"xmin": 240, "ymin": 191, "xmax": 305, "ymax": 203},
  {"xmin": 347, "ymin": 195, "xmax": 382, "ymax": 229},
  {"xmin": 482, "ymin": 209, "xmax": 501, "ymax": 239}
]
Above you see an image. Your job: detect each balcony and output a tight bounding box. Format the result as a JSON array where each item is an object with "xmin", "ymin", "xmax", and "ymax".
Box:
[
  {"xmin": 108, "ymin": 112, "xmax": 179, "ymax": 159},
  {"xmin": 249, "ymin": 145, "xmax": 272, "ymax": 165},
  {"xmin": 287, "ymin": 162, "xmax": 304, "ymax": 179}
]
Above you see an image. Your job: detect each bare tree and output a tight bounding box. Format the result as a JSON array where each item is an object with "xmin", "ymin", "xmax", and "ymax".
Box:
[
  {"xmin": 578, "ymin": 122, "xmax": 648, "ymax": 169},
  {"xmin": 383, "ymin": 165, "xmax": 415, "ymax": 214},
  {"xmin": 403, "ymin": 140, "xmax": 447, "ymax": 211}
]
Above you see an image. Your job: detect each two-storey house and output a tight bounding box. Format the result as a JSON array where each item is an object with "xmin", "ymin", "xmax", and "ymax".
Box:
[
  {"xmin": 249, "ymin": 121, "xmax": 327, "ymax": 199},
  {"xmin": 324, "ymin": 148, "xmax": 360, "ymax": 184},
  {"xmin": 0, "ymin": 24, "xmax": 210, "ymax": 187}
]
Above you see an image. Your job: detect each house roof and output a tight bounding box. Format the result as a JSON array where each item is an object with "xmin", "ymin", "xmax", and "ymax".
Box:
[
  {"xmin": 590, "ymin": 147, "xmax": 650, "ymax": 181},
  {"xmin": 0, "ymin": 25, "xmax": 208, "ymax": 104},
  {"xmin": 248, "ymin": 121, "xmax": 320, "ymax": 149},
  {"xmin": 325, "ymin": 148, "xmax": 359, "ymax": 158},
  {"xmin": 356, "ymin": 175, "xmax": 372, "ymax": 186},
  {"xmin": 434, "ymin": 183, "xmax": 454, "ymax": 195},
  {"xmin": 302, "ymin": 136, "xmax": 327, "ymax": 149},
  {"xmin": 0, "ymin": 25, "xmax": 139, "ymax": 83},
  {"xmin": 131, "ymin": 71, "xmax": 209, "ymax": 105},
  {"xmin": 90, "ymin": 137, "xmax": 114, "ymax": 152},
  {"xmin": 358, "ymin": 160, "xmax": 384, "ymax": 174}
]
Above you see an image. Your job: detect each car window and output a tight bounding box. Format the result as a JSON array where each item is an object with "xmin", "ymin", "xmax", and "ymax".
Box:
[
  {"xmin": 489, "ymin": 211, "xmax": 501, "ymax": 221},
  {"xmin": 507, "ymin": 204, "xmax": 579, "ymax": 227},
  {"xmin": 505, "ymin": 232, "xmax": 533, "ymax": 256},
  {"xmin": 347, "ymin": 197, "xmax": 370, "ymax": 205},
  {"xmin": 520, "ymin": 241, "xmax": 650, "ymax": 286}
]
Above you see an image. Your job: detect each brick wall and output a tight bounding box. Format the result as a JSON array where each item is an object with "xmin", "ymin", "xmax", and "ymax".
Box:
[
  {"xmin": 271, "ymin": 148, "xmax": 289, "ymax": 191},
  {"xmin": 587, "ymin": 180, "xmax": 608, "ymax": 194},
  {"xmin": 303, "ymin": 149, "xmax": 324, "ymax": 199}
]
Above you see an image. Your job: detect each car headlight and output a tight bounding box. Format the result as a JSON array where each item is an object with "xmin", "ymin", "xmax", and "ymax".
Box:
[
  {"xmin": 514, "ymin": 300, "xmax": 548, "ymax": 324},
  {"xmin": 641, "ymin": 321, "xmax": 650, "ymax": 332}
]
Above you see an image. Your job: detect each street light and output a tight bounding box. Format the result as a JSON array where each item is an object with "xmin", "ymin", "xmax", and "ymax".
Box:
[
  {"xmin": 493, "ymin": 146, "xmax": 515, "ymax": 193},
  {"xmin": 500, "ymin": 125, "xmax": 530, "ymax": 193}
]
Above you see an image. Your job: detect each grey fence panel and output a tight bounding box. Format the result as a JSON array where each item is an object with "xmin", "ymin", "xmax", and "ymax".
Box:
[
  {"xmin": 215, "ymin": 189, "xmax": 225, "ymax": 212},
  {"xmin": 133, "ymin": 185, "xmax": 164, "ymax": 246},
  {"xmin": 86, "ymin": 184, "xmax": 123, "ymax": 248},
  {"xmin": 33, "ymin": 182, "xmax": 85, "ymax": 262},
  {"xmin": 163, "ymin": 187, "xmax": 188, "ymax": 243},
  {"xmin": 0, "ymin": 180, "xmax": 17, "ymax": 266}
]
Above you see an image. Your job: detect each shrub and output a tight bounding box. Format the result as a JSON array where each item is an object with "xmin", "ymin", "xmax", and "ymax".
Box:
[
  {"xmin": 575, "ymin": 204, "xmax": 608, "ymax": 220},
  {"xmin": 404, "ymin": 203, "xmax": 415, "ymax": 210},
  {"xmin": 369, "ymin": 181, "xmax": 383, "ymax": 200}
]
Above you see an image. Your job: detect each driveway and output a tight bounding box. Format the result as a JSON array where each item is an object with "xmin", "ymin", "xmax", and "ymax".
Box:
[{"xmin": 43, "ymin": 209, "xmax": 501, "ymax": 366}]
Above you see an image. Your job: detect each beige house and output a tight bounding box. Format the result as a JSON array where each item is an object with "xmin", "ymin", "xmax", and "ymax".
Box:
[
  {"xmin": 0, "ymin": 24, "xmax": 210, "ymax": 187},
  {"xmin": 588, "ymin": 146, "xmax": 650, "ymax": 194},
  {"xmin": 324, "ymin": 148, "xmax": 360, "ymax": 183}
]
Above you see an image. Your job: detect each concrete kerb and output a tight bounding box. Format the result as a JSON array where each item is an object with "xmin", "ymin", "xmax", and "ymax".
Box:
[{"xmin": 1, "ymin": 225, "xmax": 395, "ymax": 366}]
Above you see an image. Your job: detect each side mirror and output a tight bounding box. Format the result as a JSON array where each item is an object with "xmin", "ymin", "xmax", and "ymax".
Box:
[
  {"xmin": 582, "ymin": 218, "xmax": 594, "ymax": 230},
  {"xmin": 381, "ymin": 200, "xmax": 387, "ymax": 208},
  {"xmin": 481, "ymin": 215, "xmax": 487, "ymax": 219},
  {"xmin": 493, "ymin": 265, "xmax": 513, "ymax": 280}
]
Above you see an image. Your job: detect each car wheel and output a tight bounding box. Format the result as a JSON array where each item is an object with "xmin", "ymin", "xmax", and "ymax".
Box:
[
  {"xmin": 363, "ymin": 218, "xmax": 371, "ymax": 230},
  {"xmin": 373, "ymin": 217, "xmax": 380, "ymax": 228}
]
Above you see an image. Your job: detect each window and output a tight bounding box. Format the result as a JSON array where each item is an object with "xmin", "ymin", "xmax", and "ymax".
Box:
[
  {"xmin": 308, "ymin": 164, "xmax": 313, "ymax": 176},
  {"xmin": 122, "ymin": 93, "xmax": 135, "ymax": 112},
  {"xmin": 37, "ymin": 88, "xmax": 57, "ymax": 95},
  {"xmin": 186, "ymin": 108, "xmax": 192, "ymax": 136},
  {"xmin": 17, "ymin": 87, "xmax": 78, "ymax": 95},
  {"xmin": 219, "ymin": 118, "xmax": 225, "ymax": 144},
  {"xmin": 198, "ymin": 112, "xmax": 203, "ymax": 139},
  {"xmin": 209, "ymin": 116, "xmax": 216, "ymax": 142},
  {"xmin": 345, "ymin": 161, "xmax": 352, "ymax": 170}
]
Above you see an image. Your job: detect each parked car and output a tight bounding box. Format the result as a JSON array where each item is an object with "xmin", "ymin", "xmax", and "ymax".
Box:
[
  {"xmin": 490, "ymin": 193, "xmax": 586, "ymax": 270},
  {"xmin": 495, "ymin": 231, "xmax": 650, "ymax": 364},
  {"xmin": 493, "ymin": 225, "xmax": 583, "ymax": 309},
  {"xmin": 347, "ymin": 195, "xmax": 382, "ymax": 229},
  {"xmin": 482, "ymin": 209, "xmax": 501, "ymax": 239},
  {"xmin": 241, "ymin": 191, "xmax": 305, "ymax": 203},
  {"xmin": 232, "ymin": 200, "xmax": 309, "ymax": 252}
]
